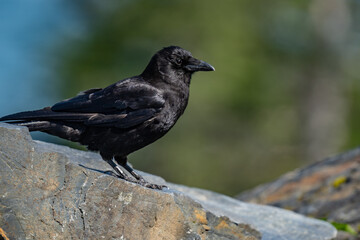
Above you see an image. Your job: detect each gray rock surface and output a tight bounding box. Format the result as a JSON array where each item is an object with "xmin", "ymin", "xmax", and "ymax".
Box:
[
  {"xmin": 170, "ymin": 184, "xmax": 337, "ymax": 240},
  {"xmin": 0, "ymin": 123, "xmax": 336, "ymax": 240},
  {"xmin": 237, "ymin": 147, "xmax": 360, "ymax": 239}
]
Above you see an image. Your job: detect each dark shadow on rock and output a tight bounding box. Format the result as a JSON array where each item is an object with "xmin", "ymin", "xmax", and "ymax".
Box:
[{"xmin": 78, "ymin": 164, "xmax": 118, "ymax": 177}]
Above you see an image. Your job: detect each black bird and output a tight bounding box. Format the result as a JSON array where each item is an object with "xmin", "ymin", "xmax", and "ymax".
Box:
[{"xmin": 0, "ymin": 46, "xmax": 214, "ymax": 189}]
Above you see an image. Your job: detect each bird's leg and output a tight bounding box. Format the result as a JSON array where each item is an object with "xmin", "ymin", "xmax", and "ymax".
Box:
[
  {"xmin": 114, "ymin": 156, "xmax": 167, "ymax": 190},
  {"xmin": 114, "ymin": 156, "xmax": 146, "ymax": 182},
  {"xmin": 100, "ymin": 153, "xmax": 139, "ymax": 183},
  {"xmin": 104, "ymin": 158, "xmax": 131, "ymax": 181}
]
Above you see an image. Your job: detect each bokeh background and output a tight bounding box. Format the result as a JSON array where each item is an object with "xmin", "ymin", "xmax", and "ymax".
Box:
[{"xmin": 1, "ymin": 0, "xmax": 360, "ymax": 196}]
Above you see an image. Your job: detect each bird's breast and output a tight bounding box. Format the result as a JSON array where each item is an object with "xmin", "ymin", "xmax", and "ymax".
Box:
[{"xmin": 155, "ymin": 88, "xmax": 189, "ymax": 132}]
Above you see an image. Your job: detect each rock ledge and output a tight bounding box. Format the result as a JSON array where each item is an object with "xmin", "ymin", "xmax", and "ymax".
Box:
[{"xmin": 0, "ymin": 123, "xmax": 336, "ymax": 240}]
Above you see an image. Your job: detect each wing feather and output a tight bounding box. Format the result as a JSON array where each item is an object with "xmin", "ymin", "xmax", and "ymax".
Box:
[{"xmin": 49, "ymin": 79, "xmax": 164, "ymax": 128}]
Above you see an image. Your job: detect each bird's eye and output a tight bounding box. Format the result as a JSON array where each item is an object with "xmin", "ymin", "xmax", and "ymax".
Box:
[{"xmin": 175, "ymin": 58, "xmax": 182, "ymax": 65}]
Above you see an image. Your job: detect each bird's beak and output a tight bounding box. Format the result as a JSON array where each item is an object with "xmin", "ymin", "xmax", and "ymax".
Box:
[{"xmin": 184, "ymin": 58, "xmax": 215, "ymax": 72}]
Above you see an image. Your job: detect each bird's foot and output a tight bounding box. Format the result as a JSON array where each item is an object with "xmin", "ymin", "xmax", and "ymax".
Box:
[
  {"xmin": 112, "ymin": 171, "xmax": 167, "ymax": 190},
  {"xmin": 106, "ymin": 158, "xmax": 167, "ymax": 190}
]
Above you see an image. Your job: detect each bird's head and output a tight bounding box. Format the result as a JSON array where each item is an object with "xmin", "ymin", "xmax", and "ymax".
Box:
[{"xmin": 141, "ymin": 46, "xmax": 214, "ymax": 85}]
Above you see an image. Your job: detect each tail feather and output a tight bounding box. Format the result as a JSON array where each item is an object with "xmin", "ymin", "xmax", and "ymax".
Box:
[
  {"xmin": 0, "ymin": 107, "xmax": 51, "ymax": 121},
  {"xmin": 1, "ymin": 107, "xmax": 88, "ymax": 141},
  {"xmin": 6, "ymin": 120, "xmax": 84, "ymax": 141},
  {"xmin": 12, "ymin": 121, "xmax": 53, "ymax": 132},
  {"xmin": 0, "ymin": 107, "xmax": 92, "ymax": 122}
]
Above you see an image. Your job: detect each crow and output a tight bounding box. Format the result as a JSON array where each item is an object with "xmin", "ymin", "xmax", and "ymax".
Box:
[{"xmin": 0, "ymin": 46, "xmax": 214, "ymax": 189}]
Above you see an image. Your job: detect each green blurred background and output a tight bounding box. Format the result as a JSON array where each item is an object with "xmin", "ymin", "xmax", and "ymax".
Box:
[{"xmin": 1, "ymin": 0, "xmax": 360, "ymax": 196}]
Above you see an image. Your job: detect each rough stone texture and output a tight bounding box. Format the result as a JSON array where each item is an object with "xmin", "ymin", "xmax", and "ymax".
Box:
[
  {"xmin": 237, "ymin": 148, "xmax": 360, "ymax": 240},
  {"xmin": 0, "ymin": 123, "xmax": 336, "ymax": 240},
  {"xmin": 169, "ymin": 184, "xmax": 337, "ymax": 240}
]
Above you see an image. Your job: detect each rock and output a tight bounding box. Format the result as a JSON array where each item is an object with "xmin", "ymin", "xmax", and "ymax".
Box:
[
  {"xmin": 0, "ymin": 123, "xmax": 336, "ymax": 240},
  {"xmin": 237, "ymin": 148, "xmax": 360, "ymax": 239}
]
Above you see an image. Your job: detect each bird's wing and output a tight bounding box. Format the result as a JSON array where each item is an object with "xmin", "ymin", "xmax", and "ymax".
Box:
[
  {"xmin": 1, "ymin": 80, "xmax": 165, "ymax": 129},
  {"xmin": 50, "ymin": 80, "xmax": 165, "ymax": 128}
]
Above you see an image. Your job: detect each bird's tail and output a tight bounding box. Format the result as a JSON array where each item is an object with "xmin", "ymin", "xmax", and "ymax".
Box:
[
  {"xmin": 0, "ymin": 107, "xmax": 54, "ymax": 131},
  {"xmin": 7, "ymin": 120, "xmax": 53, "ymax": 132},
  {"xmin": 0, "ymin": 107, "xmax": 86, "ymax": 141},
  {"xmin": 0, "ymin": 107, "xmax": 92, "ymax": 122}
]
